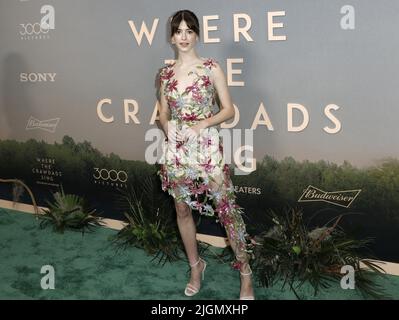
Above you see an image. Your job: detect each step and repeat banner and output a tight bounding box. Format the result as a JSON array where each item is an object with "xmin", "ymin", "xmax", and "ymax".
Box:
[{"xmin": 0, "ymin": 0, "xmax": 398, "ymax": 263}]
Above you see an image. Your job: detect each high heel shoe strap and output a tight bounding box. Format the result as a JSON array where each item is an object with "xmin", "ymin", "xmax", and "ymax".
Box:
[
  {"xmin": 240, "ymin": 264, "xmax": 252, "ymax": 276},
  {"xmin": 189, "ymin": 257, "xmax": 204, "ymax": 268}
]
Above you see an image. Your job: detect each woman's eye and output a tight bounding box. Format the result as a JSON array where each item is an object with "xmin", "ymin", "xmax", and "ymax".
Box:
[{"xmin": 177, "ymin": 30, "xmax": 193, "ymax": 34}]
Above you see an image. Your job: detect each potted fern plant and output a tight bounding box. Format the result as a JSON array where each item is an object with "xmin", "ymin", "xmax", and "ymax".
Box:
[
  {"xmin": 36, "ymin": 186, "xmax": 103, "ymax": 233},
  {"xmin": 252, "ymin": 206, "xmax": 389, "ymax": 299}
]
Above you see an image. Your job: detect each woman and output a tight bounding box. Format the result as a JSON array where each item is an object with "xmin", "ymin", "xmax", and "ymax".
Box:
[{"xmin": 157, "ymin": 9, "xmax": 255, "ymax": 300}]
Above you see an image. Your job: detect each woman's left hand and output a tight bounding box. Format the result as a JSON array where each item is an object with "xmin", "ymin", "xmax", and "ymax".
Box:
[{"xmin": 183, "ymin": 121, "xmax": 207, "ymax": 142}]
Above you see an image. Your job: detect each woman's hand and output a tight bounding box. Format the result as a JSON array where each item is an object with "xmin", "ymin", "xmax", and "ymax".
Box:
[
  {"xmin": 166, "ymin": 121, "xmax": 184, "ymax": 144},
  {"xmin": 183, "ymin": 121, "xmax": 207, "ymax": 142}
]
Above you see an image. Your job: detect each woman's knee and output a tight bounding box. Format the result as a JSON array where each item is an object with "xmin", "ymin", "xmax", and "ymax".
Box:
[{"xmin": 175, "ymin": 201, "xmax": 191, "ymax": 219}]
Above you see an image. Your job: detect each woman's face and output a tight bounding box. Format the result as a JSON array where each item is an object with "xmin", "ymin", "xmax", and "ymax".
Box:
[{"xmin": 171, "ymin": 19, "xmax": 198, "ymax": 51}]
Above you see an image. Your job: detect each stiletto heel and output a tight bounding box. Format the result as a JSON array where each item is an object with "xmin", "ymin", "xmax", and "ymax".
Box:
[{"xmin": 184, "ymin": 257, "xmax": 207, "ymax": 297}]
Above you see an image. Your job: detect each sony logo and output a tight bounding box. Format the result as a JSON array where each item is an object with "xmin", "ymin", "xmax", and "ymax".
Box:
[{"xmin": 20, "ymin": 73, "xmax": 56, "ymax": 82}]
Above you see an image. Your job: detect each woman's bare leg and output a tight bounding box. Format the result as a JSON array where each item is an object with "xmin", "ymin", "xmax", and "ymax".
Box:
[{"xmin": 174, "ymin": 199, "xmax": 205, "ymax": 289}]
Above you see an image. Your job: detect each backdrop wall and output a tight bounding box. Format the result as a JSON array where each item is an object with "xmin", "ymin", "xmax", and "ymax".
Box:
[{"xmin": 1, "ymin": 0, "xmax": 398, "ymax": 263}]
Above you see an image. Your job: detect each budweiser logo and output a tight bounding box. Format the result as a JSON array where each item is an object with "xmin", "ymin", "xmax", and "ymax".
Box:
[
  {"xmin": 26, "ymin": 116, "xmax": 60, "ymax": 133},
  {"xmin": 298, "ymin": 185, "xmax": 361, "ymax": 208}
]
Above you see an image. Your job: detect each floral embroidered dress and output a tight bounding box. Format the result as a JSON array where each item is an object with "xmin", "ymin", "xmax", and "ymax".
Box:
[{"xmin": 157, "ymin": 57, "xmax": 253, "ymax": 268}]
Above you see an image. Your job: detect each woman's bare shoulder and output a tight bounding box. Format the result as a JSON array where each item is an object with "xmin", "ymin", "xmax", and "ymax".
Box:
[{"xmin": 203, "ymin": 58, "xmax": 223, "ymax": 83}]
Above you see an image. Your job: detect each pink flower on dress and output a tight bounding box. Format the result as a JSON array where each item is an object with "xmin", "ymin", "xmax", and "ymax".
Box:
[
  {"xmin": 172, "ymin": 155, "xmax": 181, "ymax": 167},
  {"xmin": 182, "ymin": 113, "xmax": 199, "ymax": 122},
  {"xmin": 160, "ymin": 67, "xmax": 174, "ymax": 85},
  {"xmin": 191, "ymin": 200, "xmax": 203, "ymax": 212},
  {"xmin": 201, "ymin": 75, "xmax": 212, "ymax": 88},
  {"xmin": 192, "ymin": 92, "xmax": 203, "ymax": 104},
  {"xmin": 181, "ymin": 177, "xmax": 194, "ymax": 186},
  {"xmin": 204, "ymin": 58, "xmax": 217, "ymax": 69},
  {"xmin": 200, "ymin": 158, "xmax": 215, "ymax": 174},
  {"xmin": 215, "ymin": 196, "xmax": 234, "ymax": 225},
  {"xmin": 219, "ymin": 212, "xmax": 233, "ymax": 226},
  {"xmin": 191, "ymin": 182, "xmax": 209, "ymax": 195},
  {"xmin": 231, "ymin": 260, "xmax": 244, "ymax": 271},
  {"xmin": 176, "ymin": 140, "xmax": 185, "ymax": 149},
  {"xmin": 216, "ymin": 200, "xmax": 230, "ymax": 213},
  {"xmin": 201, "ymin": 136, "xmax": 213, "ymax": 147},
  {"xmin": 168, "ymin": 98, "xmax": 178, "ymax": 109},
  {"xmin": 159, "ymin": 165, "xmax": 169, "ymax": 191},
  {"xmin": 167, "ymin": 79, "xmax": 178, "ymax": 93},
  {"xmin": 186, "ymin": 82, "xmax": 199, "ymax": 95},
  {"xmin": 169, "ymin": 180, "xmax": 178, "ymax": 189}
]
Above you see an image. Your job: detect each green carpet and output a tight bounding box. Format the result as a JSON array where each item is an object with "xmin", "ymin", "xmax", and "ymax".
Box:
[{"xmin": 0, "ymin": 208, "xmax": 398, "ymax": 300}]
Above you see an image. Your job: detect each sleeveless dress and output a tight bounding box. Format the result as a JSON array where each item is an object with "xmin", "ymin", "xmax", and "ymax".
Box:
[{"xmin": 156, "ymin": 57, "xmax": 253, "ymax": 268}]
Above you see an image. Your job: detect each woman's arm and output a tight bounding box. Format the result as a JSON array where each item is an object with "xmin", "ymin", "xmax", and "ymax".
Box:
[
  {"xmin": 201, "ymin": 61, "xmax": 235, "ymax": 129},
  {"xmin": 158, "ymin": 78, "xmax": 170, "ymax": 135},
  {"xmin": 158, "ymin": 72, "xmax": 183, "ymax": 143}
]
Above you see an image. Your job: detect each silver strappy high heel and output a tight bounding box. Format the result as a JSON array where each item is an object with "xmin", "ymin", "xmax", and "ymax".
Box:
[{"xmin": 184, "ymin": 257, "xmax": 207, "ymax": 297}]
